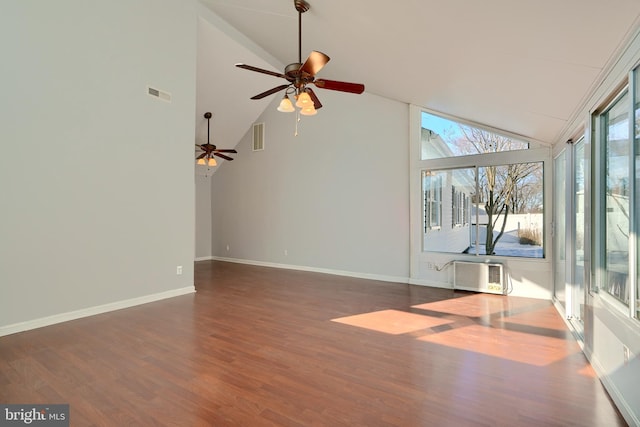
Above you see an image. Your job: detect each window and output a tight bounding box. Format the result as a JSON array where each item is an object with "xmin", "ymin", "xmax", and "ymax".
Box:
[
  {"xmin": 421, "ymin": 112, "xmax": 529, "ymax": 160},
  {"xmin": 418, "ymin": 112, "xmax": 544, "ymax": 258},
  {"xmin": 423, "ymin": 171, "xmax": 442, "ymax": 231},
  {"xmin": 473, "ymin": 162, "xmax": 543, "ymax": 257},
  {"xmin": 636, "ymin": 68, "xmax": 640, "ymax": 318},
  {"xmin": 592, "ymin": 67, "xmax": 640, "ymax": 321},
  {"xmin": 575, "ymin": 139, "xmax": 586, "ymax": 320},
  {"xmin": 602, "ymin": 91, "xmax": 630, "ymax": 305},
  {"xmin": 452, "ymin": 186, "xmax": 470, "ymax": 227}
]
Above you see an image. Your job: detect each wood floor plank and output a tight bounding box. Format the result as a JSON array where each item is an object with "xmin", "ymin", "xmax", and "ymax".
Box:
[{"xmin": 0, "ymin": 261, "xmax": 627, "ymax": 426}]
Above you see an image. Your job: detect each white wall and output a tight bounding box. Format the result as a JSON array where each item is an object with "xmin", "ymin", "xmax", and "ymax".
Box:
[
  {"xmin": 210, "ymin": 91, "xmax": 410, "ymax": 281},
  {"xmin": 0, "ymin": 0, "xmax": 197, "ymax": 334},
  {"xmin": 195, "ymin": 175, "xmax": 213, "ymax": 259}
]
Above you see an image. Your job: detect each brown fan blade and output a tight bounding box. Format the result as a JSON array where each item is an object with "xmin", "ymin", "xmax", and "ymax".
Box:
[
  {"xmin": 250, "ymin": 84, "xmax": 290, "ymax": 100},
  {"xmin": 299, "ymin": 51, "xmax": 330, "ymax": 77},
  {"xmin": 214, "ymin": 152, "xmax": 234, "ymax": 161},
  {"xmin": 214, "ymin": 149, "xmax": 238, "ymax": 153},
  {"xmin": 306, "ymin": 88, "xmax": 322, "ymax": 109},
  {"xmin": 196, "ymin": 152, "xmax": 207, "ymax": 160},
  {"xmin": 314, "ymin": 79, "xmax": 365, "ymax": 94},
  {"xmin": 235, "ymin": 63, "xmax": 286, "ymax": 79}
]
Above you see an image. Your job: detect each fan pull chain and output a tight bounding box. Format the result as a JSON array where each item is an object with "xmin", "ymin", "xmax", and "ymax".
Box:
[{"xmin": 294, "ymin": 111, "xmax": 300, "ymax": 136}]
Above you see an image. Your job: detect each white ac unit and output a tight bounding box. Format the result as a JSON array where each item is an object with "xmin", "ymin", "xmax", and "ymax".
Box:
[{"xmin": 453, "ymin": 261, "xmax": 505, "ymax": 295}]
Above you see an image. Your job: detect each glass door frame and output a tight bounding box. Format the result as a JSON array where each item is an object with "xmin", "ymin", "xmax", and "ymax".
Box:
[
  {"xmin": 553, "ymin": 137, "xmax": 586, "ymax": 336},
  {"xmin": 553, "ymin": 149, "xmax": 567, "ymax": 310},
  {"xmin": 570, "ymin": 137, "xmax": 586, "ymax": 335}
]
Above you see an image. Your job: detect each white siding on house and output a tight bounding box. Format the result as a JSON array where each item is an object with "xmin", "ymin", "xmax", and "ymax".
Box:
[{"xmin": 423, "ymin": 170, "xmax": 472, "ymax": 254}]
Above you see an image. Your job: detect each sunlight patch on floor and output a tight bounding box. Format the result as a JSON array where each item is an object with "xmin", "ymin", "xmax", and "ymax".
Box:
[
  {"xmin": 418, "ymin": 324, "xmax": 576, "ymax": 366},
  {"xmin": 578, "ymin": 363, "xmax": 597, "ymax": 378},
  {"xmin": 331, "ymin": 309, "xmax": 453, "ymax": 335}
]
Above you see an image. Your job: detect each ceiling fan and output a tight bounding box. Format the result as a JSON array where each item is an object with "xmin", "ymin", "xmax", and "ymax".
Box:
[
  {"xmin": 195, "ymin": 112, "xmax": 237, "ymax": 166},
  {"xmin": 235, "ymin": 0, "xmax": 365, "ymax": 116}
]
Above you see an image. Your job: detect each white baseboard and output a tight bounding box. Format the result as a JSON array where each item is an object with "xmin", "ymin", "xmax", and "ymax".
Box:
[
  {"xmin": 211, "ymin": 256, "xmax": 409, "ymax": 284},
  {"xmin": 195, "ymin": 255, "xmax": 214, "ymax": 261},
  {"xmin": 0, "ymin": 286, "xmax": 196, "ymax": 337},
  {"xmin": 408, "ymin": 277, "xmax": 452, "ymax": 288},
  {"xmin": 587, "ymin": 354, "xmax": 640, "ymax": 427}
]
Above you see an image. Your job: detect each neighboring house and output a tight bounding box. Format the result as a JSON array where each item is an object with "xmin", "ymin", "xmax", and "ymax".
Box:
[{"xmin": 421, "ymin": 128, "xmax": 473, "ymax": 254}]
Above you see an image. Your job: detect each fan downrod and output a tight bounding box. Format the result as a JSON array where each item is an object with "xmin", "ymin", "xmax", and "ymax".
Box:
[{"xmin": 294, "ymin": 0, "xmax": 309, "ymax": 13}]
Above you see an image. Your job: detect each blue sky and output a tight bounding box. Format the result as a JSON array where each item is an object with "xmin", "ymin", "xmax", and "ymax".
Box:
[{"xmin": 421, "ymin": 111, "xmax": 459, "ymax": 139}]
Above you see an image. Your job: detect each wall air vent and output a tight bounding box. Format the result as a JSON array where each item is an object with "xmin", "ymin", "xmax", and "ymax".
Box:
[
  {"xmin": 146, "ymin": 86, "xmax": 171, "ymax": 103},
  {"xmin": 253, "ymin": 122, "xmax": 265, "ymax": 151}
]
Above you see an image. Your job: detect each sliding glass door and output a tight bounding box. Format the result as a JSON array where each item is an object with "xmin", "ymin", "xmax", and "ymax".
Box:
[
  {"xmin": 554, "ymin": 151, "xmax": 566, "ymax": 309},
  {"xmin": 553, "ymin": 138, "xmax": 586, "ymax": 335},
  {"xmin": 572, "ymin": 139, "xmax": 586, "ymax": 334}
]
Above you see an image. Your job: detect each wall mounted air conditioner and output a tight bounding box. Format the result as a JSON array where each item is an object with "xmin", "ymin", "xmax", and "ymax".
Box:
[{"xmin": 453, "ymin": 261, "xmax": 505, "ymax": 295}]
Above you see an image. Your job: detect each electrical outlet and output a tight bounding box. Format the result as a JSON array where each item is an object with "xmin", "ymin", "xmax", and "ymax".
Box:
[{"xmin": 176, "ymin": 266, "xmax": 183, "ymax": 275}]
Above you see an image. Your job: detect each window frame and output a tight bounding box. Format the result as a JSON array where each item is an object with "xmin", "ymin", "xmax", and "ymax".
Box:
[
  {"xmin": 600, "ymin": 89, "xmax": 631, "ymax": 308},
  {"xmin": 414, "ymin": 109, "xmax": 549, "ymax": 259}
]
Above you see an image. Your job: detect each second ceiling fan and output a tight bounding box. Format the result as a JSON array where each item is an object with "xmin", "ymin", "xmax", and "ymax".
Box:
[
  {"xmin": 196, "ymin": 112, "xmax": 237, "ymax": 167},
  {"xmin": 235, "ymin": 0, "xmax": 365, "ymax": 116}
]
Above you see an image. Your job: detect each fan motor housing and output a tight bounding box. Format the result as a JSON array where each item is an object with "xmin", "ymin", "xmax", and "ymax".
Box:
[{"xmin": 285, "ymin": 62, "xmax": 314, "ymax": 87}]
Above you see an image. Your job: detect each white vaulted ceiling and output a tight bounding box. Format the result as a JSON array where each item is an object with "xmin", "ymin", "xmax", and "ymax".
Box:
[{"xmin": 197, "ymin": 0, "xmax": 640, "ymax": 149}]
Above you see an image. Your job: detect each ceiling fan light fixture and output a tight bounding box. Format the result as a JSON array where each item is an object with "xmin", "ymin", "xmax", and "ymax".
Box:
[
  {"xmin": 208, "ymin": 157, "xmax": 217, "ymax": 167},
  {"xmin": 300, "ymin": 105, "xmax": 317, "ymax": 116},
  {"xmin": 196, "ymin": 158, "xmax": 206, "ymax": 165},
  {"xmin": 295, "ymin": 91, "xmax": 312, "ymax": 108},
  {"xmin": 277, "ymin": 95, "xmax": 295, "ymax": 112}
]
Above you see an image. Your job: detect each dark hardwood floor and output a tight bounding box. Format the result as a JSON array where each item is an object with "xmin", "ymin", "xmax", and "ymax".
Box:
[{"xmin": 0, "ymin": 261, "xmax": 627, "ymax": 426}]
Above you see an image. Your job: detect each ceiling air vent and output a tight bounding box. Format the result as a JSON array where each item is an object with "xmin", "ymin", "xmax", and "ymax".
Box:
[
  {"xmin": 146, "ymin": 86, "xmax": 171, "ymax": 103},
  {"xmin": 253, "ymin": 122, "xmax": 265, "ymax": 151}
]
